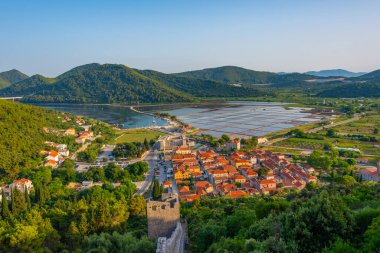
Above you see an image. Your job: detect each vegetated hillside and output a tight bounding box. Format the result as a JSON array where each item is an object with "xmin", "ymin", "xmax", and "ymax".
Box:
[
  {"xmin": 352, "ymin": 69, "xmax": 380, "ymax": 82},
  {"xmin": 0, "ymin": 100, "xmax": 76, "ymax": 178},
  {"xmin": 175, "ymin": 66, "xmax": 275, "ymax": 84},
  {"xmin": 137, "ymin": 69, "xmax": 272, "ymax": 97},
  {"xmin": 183, "ymin": 183, "xmax": 380, "ymax": 253},
  {"xmin": 0, "ymin": 64, "xmax": 194, "ymax": 104},
  {"xmin": 317, "ymin": 82, "xmax": 380, "ymax": 98},
  {"xmin": 175, "ymin": 66, "xmax": 314, "ymax": 85},
  {"xmin": 305, "ymin": 69, "xmax": 367, "ymax": 78},
  {"xmin": 0, "ymin": 69, "xmax": 29, "ymax": 89}
]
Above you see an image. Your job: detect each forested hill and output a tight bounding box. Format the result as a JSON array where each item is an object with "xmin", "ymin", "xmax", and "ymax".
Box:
[
  {"xmin": 0, "ymin": 69, "xmax": 29, "ymax": 89},
  {"xmin": 136, "ymin": 69, "xmax": 271, "ymax": 97},
  {"xmin": 305, "ymin": 69, "xmax": 367, "ymax": 78},
  {"xmin": 0, "ymin": 100, "xmax": 80, "ymax": 179},
  {"xmin": 351, "ymin": 69, "xmax": 380, "ymax": 82},
  {"xmin": 317, "ymin": 69, "xmax": 380, "ymax": 98},
  {"xmin": 318, "ymin": 83, "xmax": 380, "ymax": 98},
  {"xmin": 174, "ymin": 66, "xmax": 314, "ymax": 85},
  {"xmin": 0, "ymin": 64, "xmax": 194, "ymax": 104}
]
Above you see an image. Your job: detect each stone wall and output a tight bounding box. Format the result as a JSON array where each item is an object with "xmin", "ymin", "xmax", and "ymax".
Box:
[
  {"xmin": 147, "ymin": 198, "xmax": 180, "ymax": 239},
  {"xmin": 156, "ymin": 222, "xmax": 184, "ymax": 253}
]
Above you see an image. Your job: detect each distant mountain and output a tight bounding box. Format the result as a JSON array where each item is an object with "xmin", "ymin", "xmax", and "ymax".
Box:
[
  {"xmin": 136, "ymin": 69, "xmax": 270, "ymax": 97},
  {"xmin": 352, "ymin": 69, "xmax": 380, "ymax": 82},
  {"xmin": 175, "ymin": 66, "xmax": 314, "ymax": 86},
  {"xmin": 304, "ymin": 69, "xmax": 367, "ymax": 78},
  {"xmin": 317, "ymin": 82, "xmax": 380, "ymax": 98},
  {"xmin": 0, "ymin": 69, "xmax": 29, "ymax": 89},
  {"xmin": 175, "ymin": 66, "xmax": 275, "ymax": 85},
  {"xmin": 0, "ymin": 64, "xmax": 193, "ymax": 104}
]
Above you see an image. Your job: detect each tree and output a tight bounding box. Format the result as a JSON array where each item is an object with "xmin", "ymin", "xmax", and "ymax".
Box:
[
  {"xmin": 327, "ymin": 128, "xmax": 338, "ymax": 138},
  {"xmin": 1, "ymin": 190, "xmax": 10, "ymax": 219},
  {"xmin": 11, "ymin": 188, "xmax": 27, "ymax": 215},
  {"xmin": 143, "ymin": 138, "xmax": 149, "ymax": 150},
  {"xmin": 152, "ymin": 179, "xmax": 162, "ymax": 200},
  {"xmin": 78, "ymin": 213, "xmax": 89, "ymax": 236},
  {"xmin": 363, "ymin": 216, "xmax": 380, "ymax": 252},
  {"xmin": 129, "ymin": 195, "xmax": 146, "ymax": 217},
  {"xmin": 24, "ymin": 186, "xmax": 31, "ymax": 209}
]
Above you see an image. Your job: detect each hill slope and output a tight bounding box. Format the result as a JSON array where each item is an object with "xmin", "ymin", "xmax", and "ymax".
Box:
[
  {"xmin": 317, "ymin": 82, "xmax": 380, "ymax": 98},
  {"xmin": 175, "ymin": 66, "xmax": 314, "ymax": 85},
  {"xmin": 0, "ymin": 69, "xmax": 29, "ymax": 89},
  {"xmin": 305, "ymin": 69, "xmax": 366, "ymax": 78},
  {"xmin": 136, "ymin": 69, "xmax": 271, "ymax": 97},
  {"xmin": 0, "ymin": 64, "xmax": 194, "ymax": 104},
  {"xmin": 0, "ymin": 100, "xmax": 76, "ymax": 177},
  {"xmin": 352, "ymin": 69, "xmax": 380, "ymax": 82}
]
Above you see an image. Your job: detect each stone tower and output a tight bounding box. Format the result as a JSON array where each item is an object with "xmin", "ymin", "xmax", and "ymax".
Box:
[{"xmin": 147, "ymin": 196, "xmax": 180, "ymax": 239}]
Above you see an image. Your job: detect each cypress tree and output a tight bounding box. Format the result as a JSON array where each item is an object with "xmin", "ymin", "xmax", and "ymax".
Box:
[
  {"xmin": 152, "ymin": 179, "xmax": 162, "ymax": 200},
  {"xmin": 24, "ymin": 186, "xmax": 31, "ymax": 209},
  {"xmin": 1, "ymin": 190, "xmax": 10, "ymax": 219},
  {"xmin": 11, "ymin": 188, "xmax": 26, "ymax": 215},
  {"xmin": 78, "ymin": 213, "xmax": 89, "ymax": 236}
]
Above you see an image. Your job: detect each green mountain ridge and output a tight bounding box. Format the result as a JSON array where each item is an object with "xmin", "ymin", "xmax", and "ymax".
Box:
[
  {"xmin": 175, "ymin": 66, "xmax": 315, "ymax": 85},
  {"xmin": 0, "ymin": 64, "xmax": 194, "ymax": 104},
  {"xmin": 136, "ymin": 69, "xmax": 271, "ymax": 97},
  {"xmin": 0, "ymin": 69, "xmax": 29, "ymax": 89},
  {"xmin": 1, "ymin": 64, "xmax": 380, "ymax": 100}
]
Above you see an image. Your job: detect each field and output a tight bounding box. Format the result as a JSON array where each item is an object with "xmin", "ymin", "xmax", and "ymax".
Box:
[
  {"xmin": 269, "ymin": 114, "xmax": 380, "ymax": 158},
  {"xmin": 110, "ymin": 128, "xmax": 165, "ymax": 144}
]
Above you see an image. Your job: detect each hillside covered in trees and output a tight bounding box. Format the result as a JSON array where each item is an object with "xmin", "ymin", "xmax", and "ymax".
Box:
[
  {"xmin": 0, "ymin": 69, "xmax": 29, "ymax": 89},
  {"xmin": 174, "ymin": 66, "xmax": 315, "ymax": 85},
  {"xmin": 183, "ymin": 183, "xmax": 380, "ymax": 253},
  {"xmin": 0, "ymin": 64, "xmax": 193, "ymax": 104},
  {"xmin": 1, "ymin": 64, "xmax": 380, "ymax": 102},
  {"xmin": 0, "ymin": 100, "xmax": 78, "ymax": 179}
]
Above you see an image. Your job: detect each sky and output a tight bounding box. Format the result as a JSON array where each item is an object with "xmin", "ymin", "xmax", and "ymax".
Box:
[{"xmin": 1, "ymin": 0, "xmax": 380, "ymax": 76}]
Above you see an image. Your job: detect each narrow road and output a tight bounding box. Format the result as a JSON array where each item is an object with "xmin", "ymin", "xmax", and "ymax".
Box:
[
  {"xmin": 263, "ymin": 114, "xmax": 361, "ymax": 147},
  {"xmin": 134, "ymin": 150, "xmax": 158, "ymax": 195}
]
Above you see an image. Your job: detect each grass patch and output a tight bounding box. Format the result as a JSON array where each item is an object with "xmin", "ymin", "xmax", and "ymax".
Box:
[{"xmin": 110, "ymin": 129, "xmax": 165, "ymax": 144}]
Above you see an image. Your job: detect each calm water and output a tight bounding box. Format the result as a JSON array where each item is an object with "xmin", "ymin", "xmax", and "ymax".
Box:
[
  {"xmin": 37, "ymin": 102, "xmax": 321, "ymax": 136},
  {"xmin": 38, "ymin": 104, "xmax": 167, "ymax": 129}
]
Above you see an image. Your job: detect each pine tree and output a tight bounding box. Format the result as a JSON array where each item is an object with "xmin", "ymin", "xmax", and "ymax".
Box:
[{"xmin": 1, "ymin": 190, "xmax": 10, "ymax": 220}]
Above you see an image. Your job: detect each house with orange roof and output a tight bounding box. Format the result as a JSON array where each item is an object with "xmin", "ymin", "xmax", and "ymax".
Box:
[
  {"xmin": 180, "ymin": 193, "xmax": 200, "ymax": 203},
  {"xmin": 216, "ymin": 183, "xmax": 237, "ymax": 195},
  {"xmin": 223, "ymin": 165, "xmax": 239, "ymax": 176},
  {"xmin": 195, "ymin": 181, "xmax": 214, "ymax": 194},
  {"xmin": 46, "ymin": 150, "xmax": 59, "ymax": 162},
  {"xmin": 190, "ymin": 171, "xmax": 203, "ymax": 179},
  {"xmin": 175, "ymin": 146, "xmax": 191, "ymax": 155},
  {"xmin": 10, "ymin": 178, "xmax": 33, "ymax": 193},
  {"xmin": 253, "ymin": 179, "xmax": 277, "ymax": 194},
  {"xmin": 234, "ymin": 175, "xmax": 246, "ymax": 184},
  {"xmin": 242, "ymin": 168, "xmax": 258, "ymax": 179},
  {"xmin": 231, "ymin": 158, "xmax": 251, "ymax": 168},
  {"xmin": 65, "ymin": 128, "xmax": 76, "ymax": 136},
  {"xmin": 227, "ymin": 190, "xmax": 248, "ymax": 199},
  {"xmin": 44, "ymin": 160, "xmax": 58, "ymax": 168},
  {"xmin": 359, "ymin": 166, "xmax": 380, "ymax": 182},
  {"xmin": 163, "ymin": 181, "xmax": 172, "ymax": 189}
]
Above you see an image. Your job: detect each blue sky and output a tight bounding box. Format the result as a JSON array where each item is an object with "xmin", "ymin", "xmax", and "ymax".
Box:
[{"xmin": 1, "ymin": 0, "xmax": 380, "ymax": 76}]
